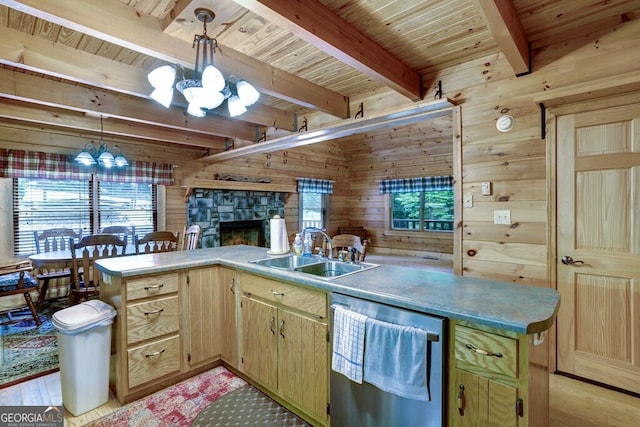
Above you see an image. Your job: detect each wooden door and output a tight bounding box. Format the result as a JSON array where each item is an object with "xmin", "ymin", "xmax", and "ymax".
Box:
[
  {"xmin": 556, "ymin": 104, "xmax": 640, "ymax": 394},
  {"xmin": 278, "ymin": 308, "xmax": 328, "ymax": 422},
  {"xmin": 241, "ymin": 295, "xmax": 277, "ymax": 389}
]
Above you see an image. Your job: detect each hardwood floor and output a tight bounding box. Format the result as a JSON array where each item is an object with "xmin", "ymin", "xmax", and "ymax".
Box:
[{"xmin": 1, "ymin": 370, "xmax": 638, "ymax": 426}]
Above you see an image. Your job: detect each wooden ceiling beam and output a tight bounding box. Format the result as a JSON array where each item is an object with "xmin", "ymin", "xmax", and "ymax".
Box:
[
  {"xmin": 0, "ymin": 67, "xmax": 257, "ymax": 141},
  {"xmin": 0, "ymin": 0, "xmax": 350, "ymax": 118},
  {"xmin": 470, "ymin": 0, "xmax": 530, "ymax": 75},
  {"xmin": 0, "ymin": 20, "xmax": 295, "ymax": 129},
  {"xmin": 0, "ymin": 100, "xmax": 226, "ymax": 149},
  {"xmin": 233, "ymin": 0, "xmax": 422, "ymax": 101}
]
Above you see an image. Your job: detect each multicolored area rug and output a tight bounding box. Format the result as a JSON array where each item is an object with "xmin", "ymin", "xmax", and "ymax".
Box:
[
  {"xmin": 85, "ymin": 366, "xmax": 247, "ymax": 427},
  {"xmin": 0, "ymin": 310, "xmax": 58, "ymax": 388}
]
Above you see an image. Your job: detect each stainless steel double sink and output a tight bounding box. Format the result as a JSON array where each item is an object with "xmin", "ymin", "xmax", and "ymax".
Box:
[{"xmin": 249, "ymin": 255, "xmax": 378, "ymax": 279}]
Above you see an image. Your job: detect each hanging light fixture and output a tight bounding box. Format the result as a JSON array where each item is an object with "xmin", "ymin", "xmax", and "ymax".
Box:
[
  {"xmin": 75, "ymin": 116, "xmax": 129, "ymax": 168},
  {"xmin": 146, "ymin": 8, "xmax": 260, "ymax": 118}
]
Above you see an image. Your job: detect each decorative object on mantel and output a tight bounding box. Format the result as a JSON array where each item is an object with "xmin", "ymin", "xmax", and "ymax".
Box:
[
  {"xmin": 215, "ymin": 174, "xmax": 272, "ymax": 183},
  {"xmin": 146, "ymin": 8, "xmax": 260, "ymax": 118},
  {"xmin": 181, "ymin": 179, "xmax": 297, "ymax": 202},
  {"xmin": 75, "ymin": 116, "xmax": 128, "ymax": 168}
]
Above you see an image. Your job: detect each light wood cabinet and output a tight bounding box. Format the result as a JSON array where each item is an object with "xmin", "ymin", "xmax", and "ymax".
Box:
[
  {"xmin": 239, "ymin": 272, "xmax": 329, "ymax": 425},
  {"xmin": 100, "ymin": 271, "xmax": 183, "ymax": 404},
  {"xmin": 219, "ymin": 266, "xmax": 239, "ymax": 368},
  {"xmin": 449, "ymin": 321, "xmax": 548, "ymax": 427},
  {"xmin": 183, "ymin": 267, "xmax": 221, "ymax": 368}
]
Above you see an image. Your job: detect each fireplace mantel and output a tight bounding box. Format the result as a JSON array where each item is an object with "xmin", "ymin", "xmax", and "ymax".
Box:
[{"xmin": 182, "ymin": 179, "xmax": 297, "ymax": 202}]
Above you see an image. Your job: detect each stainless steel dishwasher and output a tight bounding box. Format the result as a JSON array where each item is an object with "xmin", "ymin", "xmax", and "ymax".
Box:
[{"xmin": 330, "ymin": 292, "xmax": 445, "ymax": 427}]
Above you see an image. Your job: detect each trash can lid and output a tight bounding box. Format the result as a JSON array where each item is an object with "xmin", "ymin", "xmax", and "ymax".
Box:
[{"xmin": 52, "ymin": 300, "xmax": 117, "ymax": 333}]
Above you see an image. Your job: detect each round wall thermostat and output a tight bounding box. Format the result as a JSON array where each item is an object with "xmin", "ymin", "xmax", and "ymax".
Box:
[{"xmin": 496, "ymin": 115, "xmax": 515, "ymax": 132}]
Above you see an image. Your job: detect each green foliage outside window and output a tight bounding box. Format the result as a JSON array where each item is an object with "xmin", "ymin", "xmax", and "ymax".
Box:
[{"xmin": 392, "ymin": 190, "xmax": 454, "ymax": 231}]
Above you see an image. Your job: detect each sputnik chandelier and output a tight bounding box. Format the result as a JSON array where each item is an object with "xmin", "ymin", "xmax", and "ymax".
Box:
[{"xmin": 147, "ymin": 8, "xmax": 260, "ymax": 118}]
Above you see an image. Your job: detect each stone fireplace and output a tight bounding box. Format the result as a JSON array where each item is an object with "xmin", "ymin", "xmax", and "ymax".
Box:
[{"xmin": 186, "ymin": 189, "xmax": 286, "ymax": 248}]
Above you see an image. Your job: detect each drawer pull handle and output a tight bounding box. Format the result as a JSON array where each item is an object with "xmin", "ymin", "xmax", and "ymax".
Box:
[
  {"xmin": 145, "ymin": 348, "xmax": 165, "ymax": 358},
  {"xmin": 465, "ymin": 343, "xmax": 503, "ymax": 358},
  {"xmin": 270, "ymin": 289, "xmax": 285, "ymax": 296},
  {"xmin": 144, "ymin": 308, "xmax": 164, "ymax": 316},
  {"xmin": 144, "ymin": 284, "xmax": 164, "ymax": 291},
  {"xmin": 457, "ymin": 384, "xmax": 465, "ymax": 415}
]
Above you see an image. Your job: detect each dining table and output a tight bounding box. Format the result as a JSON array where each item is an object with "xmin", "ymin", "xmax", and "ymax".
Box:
[{"xmin": 29, "ymin": 244, "xmax": 138, "ymax": 309}]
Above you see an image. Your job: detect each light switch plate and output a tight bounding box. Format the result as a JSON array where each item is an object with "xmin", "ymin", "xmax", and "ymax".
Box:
[
  {"xmin": 464, "ymin": 193, "xmax": 473, "ymax": 208},
  {"xmin": 481, "ymin": 181, "xmax": 492, "ymax": 195},
  {"xmin": 494, "ymin": 210, "xmax": 511, "ymax": 224}
]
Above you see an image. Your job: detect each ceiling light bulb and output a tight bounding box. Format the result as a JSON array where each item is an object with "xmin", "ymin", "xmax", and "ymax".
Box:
[
  {"xmin": 227, "ymin": 95, "xmax": 247, "ymax": 117},
  {"xmin": 97, "ymin": 150, "xmax": 115, "ymax": 168},
  {"xmin": 75, "ymin": 151, "xmax": 96, "ymax": 166},
  {"xmin": 147, "ymin": 65, "xmax": 176, "ymax": 88},
  {"xmin": 236, "ymin": 80, "xmax": 260, "ymax": 106},
  {"xmin": 150, "ymin": 87, "xmax": 174, "ymax": 108},
  {"xmin": 187, "ymin": 103, "xmax": 206, "ymax": 117},
  {"xmin": 202, "ymin": 65, "xmax": 225, "ymax": 92},
  {"xmin": 199, "ymin": 90, "xmax": 225, "ymax": 110},
  {"xmin": 114, "ymin": 154, "xmax": 129, "ymax": 167}
]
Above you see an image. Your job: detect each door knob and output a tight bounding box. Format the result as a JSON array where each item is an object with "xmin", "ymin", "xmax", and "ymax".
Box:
[{"xmin": 561, "ymin": 255, "xmax": 584, "ymax": 266}]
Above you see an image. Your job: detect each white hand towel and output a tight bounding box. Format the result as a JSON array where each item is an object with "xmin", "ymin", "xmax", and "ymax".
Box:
[
  {"xmin": 331, "ymin": 305, "xmax": 368, "ymax": 383},
  {"xmin": 363, "ymin": 317, "xmax": 429, "ymax": 401}
]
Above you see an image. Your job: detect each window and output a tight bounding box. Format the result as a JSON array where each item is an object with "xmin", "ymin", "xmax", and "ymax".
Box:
[
  {"xmin": 13, "ymin": 177, "xmax": 156, "ymax": 255},
  {"xmin": 299, "ymin": 192, "xmax": 328, "ymax": 230},
  {"xmin": 380, "ymin": 176, "xmax": 454, "ymax": 233},
  {"xmin": 297, "ymin": 178, "xmax": 334, "ymax": 231},
  {"xmin": 390, "ymin": 190, "xmax": 454, "ymax": 232}
]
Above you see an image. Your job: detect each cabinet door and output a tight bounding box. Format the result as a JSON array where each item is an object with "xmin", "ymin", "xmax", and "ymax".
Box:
[
  {"xmin": 454, "ymin": 368, "xmax": 519, "ymax": 427},
  {"xmin": 186, "ymin": 267, "xmax": 221, "ymax": 366},
  {"xmin": 220, "ymin": 267, "xmax": 238, "ymax": 368},
  {"xmin": 278, "ymin": 308, "xmax": 328, "ymax": 423},
  {"xmin": 242, "ymin": 295, "xmax": 277, "ymax": 389}
]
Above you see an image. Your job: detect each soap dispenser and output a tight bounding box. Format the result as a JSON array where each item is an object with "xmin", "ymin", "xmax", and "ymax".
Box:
[
  {"xmin": 292, "ymin": 233, "xmax": 303, "ymax": 256},
  {"xmin": 302, "ymin": 233, "xmax": 312, "ymax": 257}
]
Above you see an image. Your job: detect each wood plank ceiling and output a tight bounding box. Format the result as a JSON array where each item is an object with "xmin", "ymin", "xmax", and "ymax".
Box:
[{"xmin": 0, "ymin": 0, "xmax": 639, "ymax": 156}]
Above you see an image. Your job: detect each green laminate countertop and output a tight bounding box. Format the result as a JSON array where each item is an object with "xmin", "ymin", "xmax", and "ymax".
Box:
[{"xmin": 95, "ymin": 245, "xmax": 559, "ymax": 335}]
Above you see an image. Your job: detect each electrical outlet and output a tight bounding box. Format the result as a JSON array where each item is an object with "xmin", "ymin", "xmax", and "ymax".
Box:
[
  {"xmin": 464, "ymin": 193, "xmax": 473, "ymax": 208},
  {"xmin": 481, "ymin": 181, "xmax": 492, "ymax": 195},
  {"xmin": 494, "ymin": 210, "xmax": 511, "ymax": 224}
]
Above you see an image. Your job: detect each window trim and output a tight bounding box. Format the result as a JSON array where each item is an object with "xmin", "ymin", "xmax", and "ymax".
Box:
[{"xmin": 384, "ymin": 191, "xmax": 453, "ymax": 236}]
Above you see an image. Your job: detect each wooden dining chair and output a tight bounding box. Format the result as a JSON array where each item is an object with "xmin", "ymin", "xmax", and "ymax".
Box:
[
  {"xmin": 34, "ymin": 228, "xmax": 82, "ymax": 254},
  {"xmin": 69, "ymin": 234, "xmax": 127, "ymax": 305},
  {"xmin": 100, "ymin": 225, "xmax": 135, "ymax": 246},
  {"xmin": 330, "ymin": 234, "xmax": 368, "ymax": 262},
  {"xmin": 180, "ymin": 224, "xmax": 202, "ymax": 250},
  {"xmin": 33, "ymin": 228, "xmax": 82, "ymax": 311},
  {"xmin": 135, "ymin": 231, "xmax": 179, "ymax": 254},
  {"xmin": 0, "ymin": 259, "xmax": 42, "ymax": 326}
]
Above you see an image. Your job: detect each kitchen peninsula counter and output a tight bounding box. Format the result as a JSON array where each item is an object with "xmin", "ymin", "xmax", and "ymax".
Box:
[{"xmin": 95, "ymin": 245, "xmax": 559, "ymax": 334}]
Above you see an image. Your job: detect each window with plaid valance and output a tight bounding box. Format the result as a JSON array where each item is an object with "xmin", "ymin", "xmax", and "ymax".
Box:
[
  {"xmin": 0, "ymin": 149, "xmax": 174, "ymax": 185},
  {"xmin": 297, "ymin": 177, "xmax": 334, "ymax": 194},
  {"xmin": 379, "ymin": 176, "xmax": 453, "ymax": 194}
]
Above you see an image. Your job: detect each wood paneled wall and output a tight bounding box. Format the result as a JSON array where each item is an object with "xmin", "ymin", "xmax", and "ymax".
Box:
[{"xmin": 2, "ymin": 18, "xmax": 640, "ymax": 288}]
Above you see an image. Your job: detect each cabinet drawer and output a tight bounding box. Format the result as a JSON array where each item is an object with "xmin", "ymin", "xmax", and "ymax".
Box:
[
  {"xmin": 240, "ymin": 274, "xmax": 327, "ymax": 318},
  {"xmin": 454, "ymin": 325, "xmax": 518, "ymax": 378},
  {"xmin": 127, "ymin": 296, "xmax": 179, "ymax": 344},
  {"xmin": 126, "ymin": 273, "xmax": 179, "ymax": 301},
  {"xmin": 127, "ymin": 334, "xmax": 181, "ymax": 388}
]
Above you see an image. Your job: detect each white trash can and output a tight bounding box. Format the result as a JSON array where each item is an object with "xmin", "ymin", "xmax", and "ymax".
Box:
[{"xmin": 52, "ymin": 300, "xmax": 117, "ymax": 416}]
